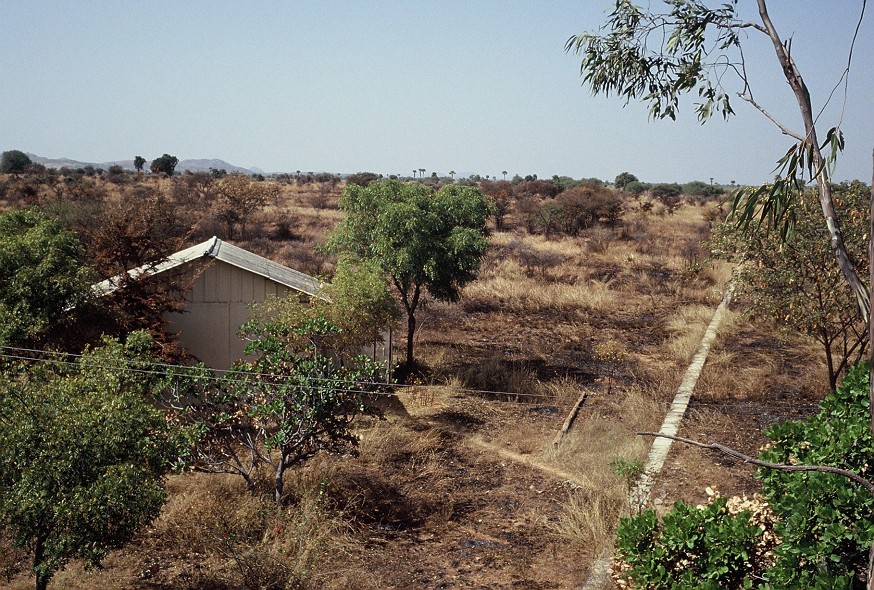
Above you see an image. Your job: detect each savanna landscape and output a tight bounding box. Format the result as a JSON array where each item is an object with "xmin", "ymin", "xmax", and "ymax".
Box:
[
  {"xmin": 2, "ymin": 2, "xmax": 873, "ymax": 589},
  {"xmin": 0, "ymin": 160, "xmax": 850, "ymax": 589}
]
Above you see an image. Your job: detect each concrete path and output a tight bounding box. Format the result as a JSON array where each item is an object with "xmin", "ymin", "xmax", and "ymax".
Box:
[{"xmin": 581, "ymin": 282, "xmax": 736, "ymax": 589}]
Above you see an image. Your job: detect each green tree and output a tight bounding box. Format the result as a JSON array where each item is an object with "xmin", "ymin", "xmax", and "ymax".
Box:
[
  {"xmin": 567, "ymin": 0, "xmax": 869, "ymax": 321},
  {"xmin": 250, "ymin": 257, "xmax": 399, "ymax": 360},
  {"xmin": 0, "ymin": 332, "xmax": 181, "ymax": 590},
  {"xmin": 0, "ymin": 150, "xmax": 32, "ymax": 174},
  {"xmin": 149, "ymin": 153, "xmax": 178, "ymax": 176},
  {"xmin": 326, "ymin": 180, "xmax": 494, "ymax": 367},
  {"xmin": 0, "ymin": 209, "xmax": 95, "ymax": 348},
  {"xmin": 710, "ymin": 182, "xmax": 870, "ymax": 391},
  {"xmin": 613, "ymin": 171, "xmax": 637, "ymax": 190},
  {"xmin": 133, "ymin": 155, "xmax": 146, "ymax": 172},
  {"xmin": 175, "ymin": 318, "xmax": 384, "ymax": 503}
]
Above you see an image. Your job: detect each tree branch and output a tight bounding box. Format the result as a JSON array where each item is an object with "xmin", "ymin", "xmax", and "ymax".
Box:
[
  {"xmin": 637, "ymin": 431, "xmax": 874, "ymax": 495},
  {"xmin": 736, "ymin": 93, "xmax": 804, "ymax": 141}
]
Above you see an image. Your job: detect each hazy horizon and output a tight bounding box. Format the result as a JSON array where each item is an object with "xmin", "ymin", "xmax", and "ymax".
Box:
[{"xmin": 3, "ymin": 1, "xmax": 872, "ymax": 185}]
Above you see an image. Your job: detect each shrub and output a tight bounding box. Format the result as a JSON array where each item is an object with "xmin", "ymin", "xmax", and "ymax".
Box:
[
  {"xmin": 614, "ymin": 362, "xmax": 874, "ymax": 589},
  {"xmin": 614, "ymin": 494, "xmax": 775, "ymax": 589}
]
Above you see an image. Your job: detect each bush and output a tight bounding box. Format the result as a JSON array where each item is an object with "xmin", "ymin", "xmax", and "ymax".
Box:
[
  {"xmin": 614, "ymin": 495, "xmax": 773, "ymax": 589},
  {"xmin": 614, "ymin": 362, "xmax": 874, "ymax": 589},
  {"xmin": 758, "ymin": 362, "xmax": 874, "ymax": 587}
]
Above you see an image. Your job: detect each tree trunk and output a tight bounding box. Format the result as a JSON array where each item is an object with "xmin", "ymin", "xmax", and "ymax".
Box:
[
  {"xmin": 406, "ymin": 310, "xmax": 416, "ymax": 366},
  {"xmin": 757, "ymin": 0, "xmax": 870, "ymax": 324},
  {"xmin": 33, "ymin": 536, "xmax": 49, "ymax": 590},
  {"xmin": 274, "ymin": 459, "xmax": 286, "ymax": 504},
  {"xmin": 865, "ymin": 150, "xmax": 874, "ymax": 590},
  {"xmin": 759, "ymin": 4, "xmax": 873, "ymax": 583}
]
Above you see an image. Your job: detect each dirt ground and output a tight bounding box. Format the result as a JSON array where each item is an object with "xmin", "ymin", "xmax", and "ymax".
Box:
[{"xmin": 2, "ymin": 194, "xmax": 832, "ymax": 589}]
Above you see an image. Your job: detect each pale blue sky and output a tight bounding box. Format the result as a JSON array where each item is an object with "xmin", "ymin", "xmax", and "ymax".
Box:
[{"xmin": 2, "ymin": 1, "xmax": 871, "ymax": 185}]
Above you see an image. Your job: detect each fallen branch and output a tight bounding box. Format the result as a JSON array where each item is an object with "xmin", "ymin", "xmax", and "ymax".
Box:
[{"xmin": 637, "ymin": 431, "xmax": 874, "ymax": 495}]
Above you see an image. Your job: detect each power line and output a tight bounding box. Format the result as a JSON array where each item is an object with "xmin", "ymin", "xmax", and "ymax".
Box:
[{"xmin": 0, "ymin": 345, "xmax": 828, "ymax": 414}]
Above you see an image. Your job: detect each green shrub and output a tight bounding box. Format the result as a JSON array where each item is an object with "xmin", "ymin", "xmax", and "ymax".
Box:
[
  {"xmin": 614, "ymin": 496, "xmax": 769, "ymax": 589},
  {"xmin": 614, "ymin": 362, "xmax": 874, "ymax": 589},
  {"xmin": 759, "ymin": 362, "xmax": 874, "ymax": 588}
]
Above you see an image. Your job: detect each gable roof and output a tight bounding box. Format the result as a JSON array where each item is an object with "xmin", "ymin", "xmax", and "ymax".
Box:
[{"xmin": 93, "ymin": 236, "xmax": 323, "ymax": 298}]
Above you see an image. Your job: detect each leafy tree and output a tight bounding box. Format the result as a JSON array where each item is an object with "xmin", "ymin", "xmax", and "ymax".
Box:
[
  {"xmin": 0, "ymin": 151, "xmax": 31, "ymax": 176},
  {"xmin": 149, "ymin": 153, "xmax": 179, "ymax": 176},
  {"xmin": 710, "ymin": 182, "xmax": 870, "ymax": 391},
  {"xmin": 0, "ymin": 332, "xmax": 181, "ymax": 590},
  {"xmin": 326, "ymin": 180, "xmax": 494, "ymax": 367},
  {"xmin": 213, "ymin": 173, "xmax": 280, "ymax": 238},
  {"xmin": 345, "ymin": 171, "xmax": 381, "ymax": 187},
  {"xmin": 0, "ymin": 209, "xmax": 95, "ymax": 348},
  {"xmin": 624, "ymin": 180, "xmax": 651, "ymax": 196},
  {"xmin": 249, "ymin": 257, "xmax": 399, "ymax": 360},
  {"xmin": 683, "ymin": 180, "xmax": 717, "ymax": 197},
  {"xmin": 175, "ymin": 318, "xmax": 384, "ymax": 502},
  {"xmin": 0, "ymin": 150, "xmax": 32, "ymax": 174},
  {"xmin": 614, "ymin": 171, "xmax": 638, "ymax": 190},
  {"xmin": 133, "ymin": 155, "xmax": 146, "ymax": 173},
  {"xmin": 567, "ymin": 0, "xmax": 869, "ymax": 323}
]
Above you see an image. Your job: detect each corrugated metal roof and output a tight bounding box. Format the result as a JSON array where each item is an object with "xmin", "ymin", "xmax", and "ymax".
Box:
[{"xmin": 93, "ymin": 236, "xmax": 323, "ymax": 298}]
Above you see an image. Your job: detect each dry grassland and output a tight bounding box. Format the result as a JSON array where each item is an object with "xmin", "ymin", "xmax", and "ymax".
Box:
[{"xmin": 0, "ymin": 176, "xmax": 829, "ymax": 589}]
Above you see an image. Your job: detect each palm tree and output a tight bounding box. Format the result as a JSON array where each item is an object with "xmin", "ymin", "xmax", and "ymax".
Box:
[
  {"xmin": 502, "ymin": 170, "xmax": 508, "ymax": 181},
  {"xmin": 412, "ymin": 169, "xmax": 416, "ymax": 179},
  {"xmin": 419, "ymin": 168, "xmax": 426, "ymax": 178},
  {"xmin": 449, "ymin": 170, "xmax": 455, "ymax": 179}
]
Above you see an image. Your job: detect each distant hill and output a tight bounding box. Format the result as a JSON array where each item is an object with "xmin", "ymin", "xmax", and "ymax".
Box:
[{"xmin": 24, "ymin": 153, "xmax": 257, "ymax": 175}]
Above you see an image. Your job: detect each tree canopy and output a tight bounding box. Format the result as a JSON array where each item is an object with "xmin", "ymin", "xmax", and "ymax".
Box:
[
  {"xmin": 150, "ymin": 153, "xmax": 179, "ymax": 176},
  {"xmin": 174, "ymin": 316, "xmax": 384, "ymax": 502},
  {"xmin": 0, "ymin": 332, "xmax": 181, "ymax": 590},
  {"xmin": 0, "ymin": 150, "xmax": 32, "ymax": 174},
  {"xmin": 326, "ymin": 180, "xmax": 494, "ymax": 367},
  {"xmin": 567, "ymin": 0, "xmax": 870, "ymax": 320},
  {"xmin": 711, "ymin": 181, "xmax": 870, "ymax": 391},
  {"xmin": 0, "ymin": 209, "xmax": 95, "ymax": 348}
]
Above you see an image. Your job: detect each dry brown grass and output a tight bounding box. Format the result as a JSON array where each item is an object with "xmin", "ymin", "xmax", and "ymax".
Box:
[{"xmin": 0, "ymin": 177, "xmax": 833, "ymax": 587}]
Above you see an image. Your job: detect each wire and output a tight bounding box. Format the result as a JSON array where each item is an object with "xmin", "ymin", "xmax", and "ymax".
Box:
[{"xmin": 0, "ymin": 345, "xmax": 829, "ymax": 415}]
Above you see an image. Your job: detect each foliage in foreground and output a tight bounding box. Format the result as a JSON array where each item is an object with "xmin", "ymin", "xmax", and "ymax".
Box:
[
  {"xmin": 710, "ymin": 181, "xmax": 870, "ymax": 391},
  {"xmin": 0, "ymin": 332, "xmax": 181, "ymax": 590},
  {"xmin": 0, "ymin": 208, "xmax": 95, "ymax": 348},
  {"xmin": 176, "ymin": 316, "xmax": 385, "ymax": 503},
  {"xmin": 614, "ymin": 363, "xmax": 874, "ymax": 589}
]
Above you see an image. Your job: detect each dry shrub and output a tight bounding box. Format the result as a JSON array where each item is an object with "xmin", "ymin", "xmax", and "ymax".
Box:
[
  {"xmin": 338, "ymin": 418, "xmax": 456, "ymax": 529},
  {"xmin": 536, "ymin": 375, "xmax": 587, "ymax": 406},
  {"xmin": 550, "ymin": 488, "xmax": 626, "ymax": 556},
  {"xmin": 586, "ymin": 226, "xmax": 614, "ymax": 254},
  {"xmin": 664, "ymin": 304, "xmax": 716, "ymax": 363},
  {"xmin": 694, "ymin": 349, "xmax": 777, "ymax": 402},
  {"xmin": 154, "ymin": 471, "xmax": 354, "ymax": 589},
  {"xmin": 506, "ymin": 237, "xmax": 565, "ymax": 277},
  {"xmin": 542, "ymin": 388, "xmax": 657, "ymax": 553},
  {"xmin": 460, "ymin": 357, "xmax": 540, "ymax": 394}
]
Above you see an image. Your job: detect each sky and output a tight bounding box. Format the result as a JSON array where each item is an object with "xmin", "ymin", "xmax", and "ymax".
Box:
[{"xmin": 2, "ymin": 1, "xmax": 872, "ymax": 185}]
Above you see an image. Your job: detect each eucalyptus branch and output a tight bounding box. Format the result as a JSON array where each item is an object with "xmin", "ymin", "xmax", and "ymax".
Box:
[
  {"xmin": 638, "ymin": 431, "xmax": 874, "ymax": 495},
  {"xmin": 737, "ymin": 93, "xmax": 803, "ymax": 140}
]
